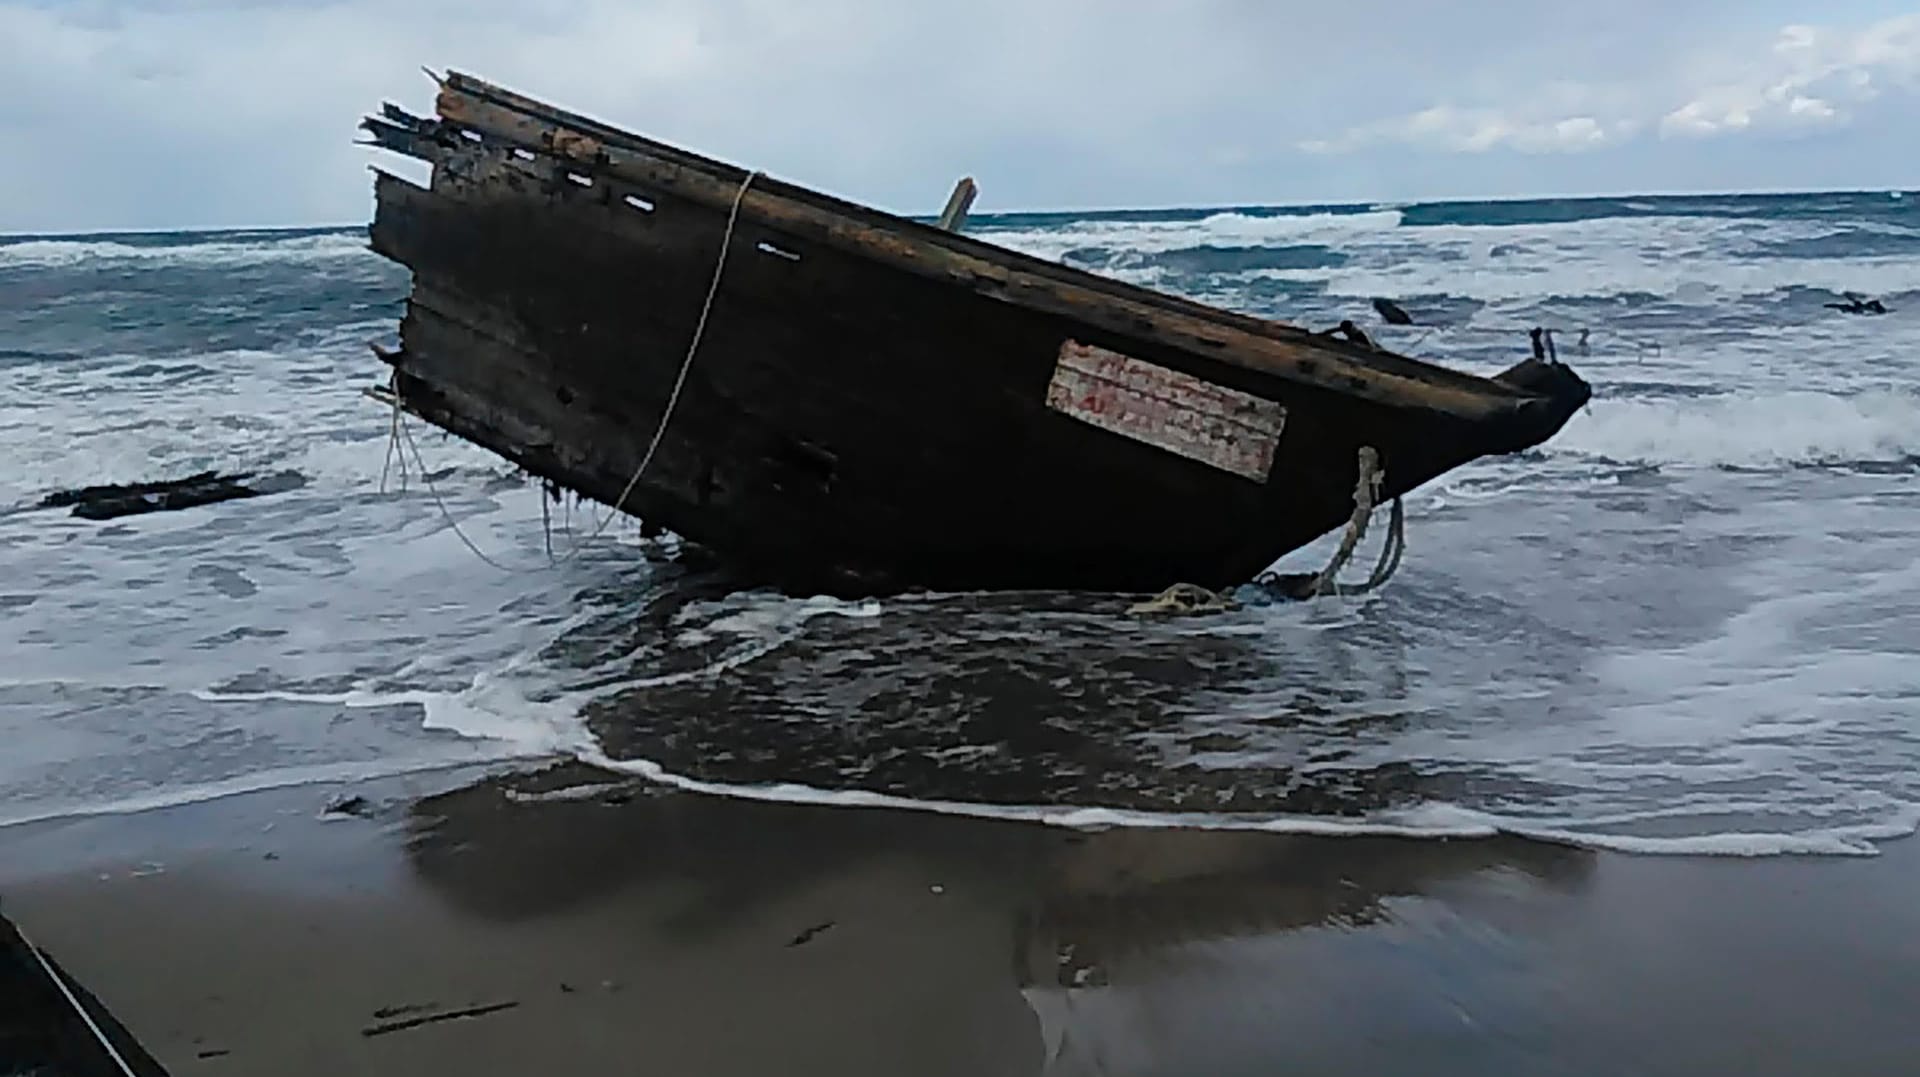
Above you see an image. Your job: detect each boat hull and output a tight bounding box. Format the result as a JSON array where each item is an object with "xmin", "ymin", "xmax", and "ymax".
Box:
[{"xmin": 364, "ymin": 75, "xmax": 1590, "ymax": 596}]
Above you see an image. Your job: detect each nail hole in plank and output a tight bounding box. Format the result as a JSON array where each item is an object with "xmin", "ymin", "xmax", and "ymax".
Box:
[{"xmin": 756, "ymin": 241, "xmax": 801, "ymax": 262}]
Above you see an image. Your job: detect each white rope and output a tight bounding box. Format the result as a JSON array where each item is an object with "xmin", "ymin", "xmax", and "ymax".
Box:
[
  {"xmin": 396, "ymin": 411, "xmax": 522, "ymax": 572},
  {"xmin": 1160, "ymin": 448, "xmax": 1409, "ymax": 608},
  {"xmin": 15, "ymin": 923, "xmax": 141, "ymax": 1077},
  {"xmin": 1310, "ymin": 446, "xmax": 1383, "ymax": 597},
  {"xmin": 379, "ymin": 370, "xmax": 409, "ymax": 495},
  {"xmin": 1363, "ymin": 496, "xmax": 1406, "ymax": 589},
  {"xmin": 560, "ymin": 168, "xmax": 760, "ymax": 554},
  {"xmin": 1250, "ymin": 445, "xmax": 1404, "ymax": 600},
  {"xmin": 387, "ymin": 169, "xmax": 761, "ymax": 572}
]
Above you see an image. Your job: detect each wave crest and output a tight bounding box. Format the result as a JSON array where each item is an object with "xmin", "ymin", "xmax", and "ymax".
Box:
[
  {"xmin": 0, "ymin": 231, "xmax": 371, "ymax": 271},
  {"xmin": 1555, "ymin": 389, "xmax": 1920, "ymax": 468}
]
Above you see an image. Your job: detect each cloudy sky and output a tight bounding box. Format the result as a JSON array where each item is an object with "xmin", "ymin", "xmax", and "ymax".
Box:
[{"xmin": 3, "ymin": 0, "xmax": 1917, "ymax": 233}]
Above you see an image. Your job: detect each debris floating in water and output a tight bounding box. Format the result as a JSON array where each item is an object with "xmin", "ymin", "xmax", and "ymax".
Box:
[
  {"xmin": 1371, "ymin": 297, "xmax": 1415, "ymax": 325},
  {"xmin": 39, "ymin": 470, "xmax": 305, "ymax": 521},
  {"xmin": 1824, "ymin": 292, "xmax": 1890, "ymax": 316}
]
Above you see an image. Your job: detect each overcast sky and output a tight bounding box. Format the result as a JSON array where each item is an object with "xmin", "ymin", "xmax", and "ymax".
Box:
[{"xmin": 3, "ymin": 0, "xmax": 1917, "ymax": 233}]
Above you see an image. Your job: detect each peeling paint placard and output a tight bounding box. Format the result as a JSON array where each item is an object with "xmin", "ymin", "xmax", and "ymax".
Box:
[{"xmin": 1045, "ymin": 341, "xmax": 1286, "ymax": 482}]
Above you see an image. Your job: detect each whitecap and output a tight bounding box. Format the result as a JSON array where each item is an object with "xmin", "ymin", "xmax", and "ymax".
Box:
[{"xmin": 1551, "ymin": 389, "xmax": 1920, "ymax": 468}]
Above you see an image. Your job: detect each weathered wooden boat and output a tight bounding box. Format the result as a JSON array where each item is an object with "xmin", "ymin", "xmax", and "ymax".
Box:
[{"xmin": 360, "ymin": 73, "xmax": 1591, "ymax": 597}]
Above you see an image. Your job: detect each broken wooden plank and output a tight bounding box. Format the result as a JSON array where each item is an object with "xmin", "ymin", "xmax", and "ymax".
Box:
[
  {"xmin": 361, "ymin": 1000, "xmax": 519, "ymax": 1038},
  {"xmin": 936, "ymin": 177, "xmax": 977, "ymax": 231},
  {"xmin": 358, "ymin": 116, "xmax": 439, "ymax": 159}
]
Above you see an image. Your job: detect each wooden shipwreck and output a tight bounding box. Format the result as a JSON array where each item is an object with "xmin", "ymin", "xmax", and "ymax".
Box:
[{"xmin": 361, "ymin": 73, "xmax": 1591, "ymax": 597}]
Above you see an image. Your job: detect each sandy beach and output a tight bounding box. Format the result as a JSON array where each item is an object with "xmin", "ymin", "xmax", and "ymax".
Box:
[{"xmin": 2, "ymin": 762, "xmax": 1915, "ymax": 1076}]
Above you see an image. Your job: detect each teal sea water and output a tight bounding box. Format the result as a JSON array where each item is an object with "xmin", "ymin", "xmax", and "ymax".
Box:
[{"xmin": 2, "ymin": 190, "xmax": 1917, "ymax": 854}]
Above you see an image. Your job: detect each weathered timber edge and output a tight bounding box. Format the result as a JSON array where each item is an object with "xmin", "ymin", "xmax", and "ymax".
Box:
[{"xmin": 365, "ymin": 72, "xmax": 1557, "ymax": 428}]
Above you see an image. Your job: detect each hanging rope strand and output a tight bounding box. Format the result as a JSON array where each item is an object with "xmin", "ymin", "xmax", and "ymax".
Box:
[
  {"xmin": 1307, "ymin": 446, "xmax": 1389, "ymax": 597},
  {"xmin": 1364, "ymin": 497, "xmax": 1406, "ymax": 590},
  {"xmin": 565, "ymin": 169, "xmax": 762, "ymax": 551},
  {"xmin": 378, "ymin": 366, "xmax": 410, "ymax": 495},
  {"xmin": 1319, "ymin": 446, "xmax": 1405, "ymax": 597},
  {"xmin": 1136, "ymin": 445, "xmax": 1409, "ymax": 614},
  {"xmin": 396, "ymin": 411, "xmax": 522, "ymax": 572},
  {"xmin": 381, "ymin": 169, "xmax": 760, "ymax": 573},
  {"xmin": 1249, "ymin": 445, "xmax": 1406, "ymax": 601}
]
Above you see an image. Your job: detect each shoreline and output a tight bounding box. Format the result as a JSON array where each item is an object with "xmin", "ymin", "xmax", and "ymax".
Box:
[
  {"xmin": 3, "ymin": 761, "xmax": 1916, "ymax": 1075},
  {"xmin": 9, "ymin": 746, "xmax": 1908, "ymax": 860}
]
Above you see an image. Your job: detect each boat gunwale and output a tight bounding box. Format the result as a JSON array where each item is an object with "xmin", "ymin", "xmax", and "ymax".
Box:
[
  {"xmin": 440, "ymin": 76, "xmax": 1364, "ymax": 351},
  {"xmin": 394, "ymin": 72, "xmax": 1549, "ymax": 419}
]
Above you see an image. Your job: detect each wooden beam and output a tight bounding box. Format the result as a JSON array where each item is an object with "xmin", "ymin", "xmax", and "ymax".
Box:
[
  {"xmin": 415, "ymin": 86, "xmax": 1529, "ymax": 421},
  {"xmin": 936, "ymin": 177, "xmax": 977, "ymax": 231},
  {"xmin": 423, "ymin": 74, "xmax": 1528, "ymax": 400}
]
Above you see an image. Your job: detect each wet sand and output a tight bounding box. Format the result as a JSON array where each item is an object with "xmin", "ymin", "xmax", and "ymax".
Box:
[{"xmin": 2, "ymin": 763, "xmax": 1916, "ymax": 1076}]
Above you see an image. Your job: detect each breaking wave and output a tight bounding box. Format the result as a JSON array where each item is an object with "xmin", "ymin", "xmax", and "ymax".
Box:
[
  {"xmin": 982, "ymin": 209, "xmax": 1403, "ymax": 264},
  {"xmin": 1750, "ymin": 229, "xmax": 1920, "ymax": 260},
  {"xmin": 1552, "ymin": 389, "xmax": 1920, "ymax": 469},
  {"xmin": 1064, "ymin": 242, "xmax": 1350, "ymax": 277},
  {"xmin": 0, "ymin": 230, "xmax": 371, "ymax": 271},
  {"xmin": 1282, "ymin": 248, "xmax": 1920, "ymax": 306},
  {"xmin": 1398, "ymin": 191, "xmax": 1918, "ymax": 229}
]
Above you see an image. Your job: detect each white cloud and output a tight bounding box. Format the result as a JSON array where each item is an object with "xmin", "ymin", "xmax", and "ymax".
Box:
[
  {"xmin": 1303, "ymin": 106, "xmax": 1636, "ymax": 155},
  {"xmin": 0, "ymin": 0, "xmax": 1341, "ymax": 230},
  {"xmin": 1, "ymin": 1, "xmax": 1917, "ymax": 231},
  {"xmin": 1305, "ymin": 13, "xmax": 1920, "ymax": 156},
  {"xmin": 1658, "ymin": 15, "xmax": 1920, "ymax": 138}
]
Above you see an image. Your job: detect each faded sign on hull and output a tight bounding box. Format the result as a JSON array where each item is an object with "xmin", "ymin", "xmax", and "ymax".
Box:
[{"xmin": 1044, "ymin": 341, "xmax": 1288, "ymax": 482}]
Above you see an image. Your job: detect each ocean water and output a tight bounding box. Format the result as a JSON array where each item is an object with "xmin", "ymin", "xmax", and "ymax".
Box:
[{"xmin": 2, "ymin": 191, "xmax": 1916, "ymax": 855}]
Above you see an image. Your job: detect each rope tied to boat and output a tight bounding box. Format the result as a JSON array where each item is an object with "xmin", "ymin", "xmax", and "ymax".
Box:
[
  {"xmin": 599, "ymin": 169, "xmax": 763, "ymax": 533},
  {"xmin": 1126, "ymin": 581, "xmax": 1240, "ymax": 615},
  {"xmin": 379, "ymin": 370, "xmax": 410, "ymax": 496},
  {"xmin": 1299, "ymin": 445, "xmax": 1405, "ymax": 599},
  {"xmin": 1130, "ymin": 445, "xmax": 1407, "ymax": 614},
  {"xmin": 378, "ymin": 169, "xmax": 762, "ymax": 572}
]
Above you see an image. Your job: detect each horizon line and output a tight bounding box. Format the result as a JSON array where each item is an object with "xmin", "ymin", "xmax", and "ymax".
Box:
[{"xmin": 2, "ymin": 183, "xmax": 1910, "ymax": 241}]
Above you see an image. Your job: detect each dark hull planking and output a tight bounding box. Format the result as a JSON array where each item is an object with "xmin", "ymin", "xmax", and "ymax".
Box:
[{"xmin": 362, "ymin": 74, "xmax": 1591, "ymax": 597}]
